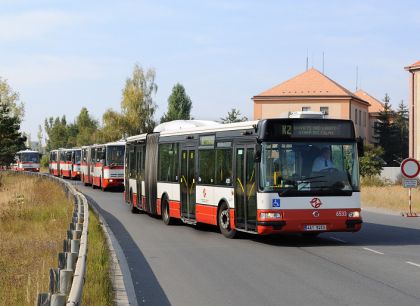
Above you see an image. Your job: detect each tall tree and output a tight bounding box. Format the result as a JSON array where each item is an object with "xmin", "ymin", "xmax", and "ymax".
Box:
[
  {"xmin": 44, "ymin": 116, "xmax": 70, "ymax": 150},
  {"xmin": 98, "ymin": 109, "xmax": 126, "ymax": 142},
  {"xmin": 75, "ymin": 107, "xmax": 98, "ymax": 146},
  {"xmin": 0, "ymin": 77, "xmax": 24, "ymax": 120},
  {"xmin": 0, "ymin": 103, "xmax": 26, "ymax": 166},
  {"xmin": 394, "ymin": 100, "xmax": 409, "ymax": 162},
  {"xmin": 37, "ymin": 124, "xmax": 43, "ymax": 151},
  {"xmin": 160, "ymin": 83, "xmax": 192, "ymax": 123},
  {"xmin": 121, "ymin": 64, "xmax": 158, "ymax": 135},
  {"xmin": 374, "ymin": 94, "xmax": 399, "ymax": 166},
  {"xmin": 220, "ymin": 108, "xmax": 248, "ymax": 123}
]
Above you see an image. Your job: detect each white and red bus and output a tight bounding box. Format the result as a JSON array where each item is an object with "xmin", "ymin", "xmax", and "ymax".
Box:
[
  {"xmin": 81, "ymin": 146, "xmax": 92, "ymax": 185},
  {"xmin": 59, "ymin": 149, "xmax": 73, "ymax": 179},
  {"xmin": 89, "ymin": 141, "xmax": 125, "ymax": 191},
  {"xmin": 125, "ymin": 115, "xmax": 363, "ymax": 238},
  {"xmin": 70, "ymin": 148, "xmax": 82, "ymax": 180},
  {"xmin": 14, "ymin": 150, "xmax": 40, "ymax": 172},
  {"xmin": 49, "ymin": 149, "xmax": 60, "ymax": 176}
]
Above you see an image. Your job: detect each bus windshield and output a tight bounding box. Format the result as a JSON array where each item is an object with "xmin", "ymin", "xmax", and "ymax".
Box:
[
  {"xmin": 74, "ymin": 150, "xmax": 81, "ymax": 164},
  {"xmin": 260, "ymin": 142, "xmax": 360, "ymax": 196},
  {"xmin": 21, "ymin": 153, "xmax": 39, "ymax": 163},
  {"xmin": 107, "ymin": 146, "xmax": 125, "ymax": 166}
]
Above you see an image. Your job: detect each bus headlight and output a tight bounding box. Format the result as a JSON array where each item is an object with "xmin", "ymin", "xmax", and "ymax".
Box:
[
  {"xmin": 109, "ymin": 179, "xmax": 113, "ymax": 182},
  {"xmin": 348, "ymin": 211, "xmax": 360, "ymax": 218},
  {"xmin": 260, "ymin": 212, "xmax": 282, "ymax": 219}
]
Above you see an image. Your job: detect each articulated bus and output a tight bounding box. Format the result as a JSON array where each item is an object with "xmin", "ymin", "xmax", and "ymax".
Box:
[
  {"xmin": 70, "ymin": 148, "xmax": 82, "ymax": 179},
  {"xmin": 59, "ymin": 149, "xmax": 73, "ymax": 178},
  {"xmin": 14, "ymin": 150, "xmax": 40, "ymax": 172},
  {"xmin": 49, "ymin": 149, "xmax": 60, "ymax": 176},
  {"xmin": 89, "ymin": 141, "xmax": 125, "ymax": 191},
  {"xmin": 125, "ymin": 115, "xmax": 363, "ymax": 238},
  {"xmin": 81, "ymin": 146, "xmax": 92, "ymax": 185}
]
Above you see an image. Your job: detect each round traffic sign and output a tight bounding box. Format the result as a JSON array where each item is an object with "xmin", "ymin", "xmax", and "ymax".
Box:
[{"xmin": 401, "ymin": 158, "xmax": 420, "ymax": 178}]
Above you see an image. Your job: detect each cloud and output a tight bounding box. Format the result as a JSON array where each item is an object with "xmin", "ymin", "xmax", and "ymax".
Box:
[{"xmin": 0, "ymin": 10, "xmax": 79, "ymax": 41}]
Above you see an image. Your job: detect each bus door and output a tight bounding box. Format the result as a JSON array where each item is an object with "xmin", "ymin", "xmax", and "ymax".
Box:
[
  {"xmin": 234, "ymin": 145, "xmax": 257, "ymax": 232},
  {"xmin": 180, "ymin": 147, "xmax": 196, "ymax": 220},
  {"xmin": 136, "ymin": 144, "xmax": 144, "ymax": 209}
]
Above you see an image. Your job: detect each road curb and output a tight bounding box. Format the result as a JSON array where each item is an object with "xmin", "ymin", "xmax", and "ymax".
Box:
[{"xmin": 80, "ymin": 191, "xmax": 139, "ymax": 306}]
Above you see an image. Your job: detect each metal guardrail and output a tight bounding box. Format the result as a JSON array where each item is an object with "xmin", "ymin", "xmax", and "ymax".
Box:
[{"xmin": 2, "ymin": 171, "xmax": 89, "ymax": 306}]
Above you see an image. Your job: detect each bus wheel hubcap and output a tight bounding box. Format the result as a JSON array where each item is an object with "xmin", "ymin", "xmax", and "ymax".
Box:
[{"xmin": 220, "ymin": 210, "xmax": 229, "ymax": 229}]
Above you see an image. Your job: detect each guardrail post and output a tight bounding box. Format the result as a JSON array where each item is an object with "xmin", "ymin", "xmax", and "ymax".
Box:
[
  {"xmin": 49, "ymin": 268, "xmax": 60, "ymax": 294},
  {"xmin": 59, "ymin": 269, "xmax": 73, "ymax": 295},
  {"xmin": 36, "ymin": 293, "xmax": 50, "ymax": 306},
  {"xmin": 50, "ymin": 294, "xmax": 66, "ymax": 306}
]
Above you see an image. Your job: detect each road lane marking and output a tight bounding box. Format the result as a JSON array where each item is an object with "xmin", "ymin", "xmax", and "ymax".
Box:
[
  {"xmin": 406, "ymin": 261, "xmax": 420, "ymax": 268},
  {"xmin": 363, "ymin": 247, "xmax": 384, "ymax": 255},
  {"xmin": 329, "ymin": 236, "xmax": 346, "ymax": 243}
]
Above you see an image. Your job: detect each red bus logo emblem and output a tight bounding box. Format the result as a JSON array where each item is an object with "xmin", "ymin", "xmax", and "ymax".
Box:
[{"xmin": 310, "ymin": 198, "xmax": 322, "ymax": 209}]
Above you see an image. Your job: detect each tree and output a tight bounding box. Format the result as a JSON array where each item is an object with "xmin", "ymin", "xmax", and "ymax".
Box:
[
  {"xmin": 75, "ymin": 107, "xmax": 98, "ymax": 146},
  {"xmin": 220, "ymin": 108, "xmax": 248, "ymax": 123},
  {"xmin": 44, "ymin": 116, "xmax": 70, "ymax": 150},
  {"xmin": 98, "ymin": 109, "xmax": 126, "ymax": 142},
  {"xmin": 160, "ymin": 83, "xmax": 192, "ymax": 123},
  {"xmin": 121, "ymin": 64, "xmax": 158, "ymax": 135},
  {"xmin": 394, "ymin": 100, "xmax": 409, "ymax": 162},
  {"xmin": 0, "ymin": 77, "xmax": 24, "ymax": 120},
  {"xmin": 37, "ymin": 124, "xmax": 43, "ymax": 151},
  {"xmin": 374, "ymin": 94, "xmax": 399, "ymax": 166},
  {"xmin": 0, "ymin": 103, "xmax": 26, "ymax": 166},
  {"xmin": 359, "ymin": 143, "xmax": 385, "ymax": 177}
]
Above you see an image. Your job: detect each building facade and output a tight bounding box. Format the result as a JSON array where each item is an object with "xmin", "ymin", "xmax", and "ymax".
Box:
[{"xmin": 405, "ymin": 60, "xmax": 420, "ymax": 159}]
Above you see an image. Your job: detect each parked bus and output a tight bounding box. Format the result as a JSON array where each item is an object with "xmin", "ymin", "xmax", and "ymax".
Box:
[
  {"xmin": 89, "ymin": 141, "xmax": 125, "ymax": 190},
  {"xmin": 59, "ymin": 148, "xmax": 73, "ymax": 179},
  {"xmin": 125, "ymin": 114, "xmax": 363, "ymax": 238},
  {"xmin": 81, "ymin": 146, "xmax": 92, "ymax": 185},
  {"xmin": 70, "ymin": 148, "xmax": 82, "ymax": 180},
  {"xmin": 14, "ymin": 150, "xmax": 40, "ymax": 172},
  {"xmin": 49, "ymin": 149, "xmax": 60, "ymax": 176}
]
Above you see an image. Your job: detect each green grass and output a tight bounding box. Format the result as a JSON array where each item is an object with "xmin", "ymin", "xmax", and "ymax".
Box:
[{"xmin": 81, "ymin": 207, "xmax": 114, "ymax": 305}]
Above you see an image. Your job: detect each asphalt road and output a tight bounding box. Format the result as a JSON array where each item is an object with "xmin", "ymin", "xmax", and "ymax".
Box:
[{"xmin": 74, "ymin": 182, "xmax": 420, "ymax": 306}]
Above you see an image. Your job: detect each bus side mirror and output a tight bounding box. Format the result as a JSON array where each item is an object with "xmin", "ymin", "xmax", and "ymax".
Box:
[
  {"xmin": 357, "ymin": 137, "xmax": 364, "ymax": 157},
  {"xmin": 255, "ymin": 144, "xmax": 262, "ymax": 162}
]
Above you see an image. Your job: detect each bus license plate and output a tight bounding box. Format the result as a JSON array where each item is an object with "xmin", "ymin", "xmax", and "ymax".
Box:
[{"xmin": 304, "ymin": 225, "xmax": 327, "ymax": 231}]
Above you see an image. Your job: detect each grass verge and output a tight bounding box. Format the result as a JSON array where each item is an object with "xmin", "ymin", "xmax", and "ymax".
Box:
[
  {"xmin": 81, "ymin": 207, "xmax": 113, "ymax": 305},
  {"xmin": 361, "ymin": 185, "xmax": 420, "ymax": 213},
  {"xmin": 0, "ymin": 172, "xmax": 73, "ymax": 305}
]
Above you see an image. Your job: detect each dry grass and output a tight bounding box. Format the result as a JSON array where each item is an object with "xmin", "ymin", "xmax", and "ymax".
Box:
[
  {"xmin": 81, "ymin": 207, "xmax": 113, "ymax": 305},
  {"xmin": 0, "ymin": 172, "xmax": 73, "ymax": 305},
  {"xmin": 361, "ymin": 185, "xmax": 420, "ymax": 213}
]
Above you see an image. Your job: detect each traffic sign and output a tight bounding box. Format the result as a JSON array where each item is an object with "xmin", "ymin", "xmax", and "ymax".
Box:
[
  {"xmin": 401, "ymin": 158, "xmax": 420, "ymax": 179},
  {"xmin": 403, "ymin": 179, "xmax": 418, "ymax": 188}
]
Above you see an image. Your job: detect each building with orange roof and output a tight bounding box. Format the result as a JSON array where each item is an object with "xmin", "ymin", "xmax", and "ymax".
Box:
[
  {"xmin": 253, "ymin": 68, "xmax": 371, "ymax": 141},
  {"xmin": 405, "ymin": 60, "xmax": 420, "ymax": 159},
  {"xmin": 354, "ymin": 89, "xmax": 384, "ymax": 143}
]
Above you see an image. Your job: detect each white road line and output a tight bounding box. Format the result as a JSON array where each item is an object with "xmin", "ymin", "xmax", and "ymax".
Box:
[
  {"xmin": 406, "ymin": 261, "xmax": 420, "ymax": 268},
  {"xmin": 329, "ymin": 236, "xmax": 346, "ymax": 243},
  {"xmin": 363, "ymin": 247, "xmax": 384, "ymax": 255}
]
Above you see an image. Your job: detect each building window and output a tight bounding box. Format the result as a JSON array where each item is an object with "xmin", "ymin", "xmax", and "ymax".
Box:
[
  {"xmin": 320, "ymin": 106, "xmax": 329, "ymax": 116},
  {"xmin": 302, "ymin": 106, "xmax": 311, "ymax": 111},
  {"xmin": 359, "ymin": 110, "xmax": 362, "ymax": 126},
  {"xmin": 354, "ymin": 109, "xmax": 358, "ymax": 124},
  {"xmin": 363, "ymin": 112, "xmax": 367, "ymax": 127}
]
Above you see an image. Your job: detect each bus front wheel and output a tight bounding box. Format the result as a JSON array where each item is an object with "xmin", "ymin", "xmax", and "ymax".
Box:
[{"xmin": 218, "ymin": 202, "xmax": 236, "ymax": 239}]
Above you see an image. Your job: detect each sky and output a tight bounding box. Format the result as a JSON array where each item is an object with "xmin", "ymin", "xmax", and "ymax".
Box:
[{"xmin": 1, "ymin": 0, "xmax": 419, "ymax": 141}]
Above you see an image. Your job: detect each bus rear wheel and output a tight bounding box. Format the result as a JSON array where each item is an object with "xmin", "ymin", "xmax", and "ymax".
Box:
[
  {"xmin": 162, "ymin": 198, "xmax": 174, "ymax": 225},
  {"xmin": 218, "ymin": 202, "xmax": 236, "ymax": 239}
]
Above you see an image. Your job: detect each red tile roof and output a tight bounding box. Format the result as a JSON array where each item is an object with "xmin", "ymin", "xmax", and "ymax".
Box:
[
  {"xmin": 405, "ymin": 60, "xmax": 420, "ymax": 70},
  {"xmin": 254, "ymin": 68, "xmax": 365, "ymax": 102},
  {"xmin": 354, "ymin": 90, "xmax": 384, "ymax": 113}
]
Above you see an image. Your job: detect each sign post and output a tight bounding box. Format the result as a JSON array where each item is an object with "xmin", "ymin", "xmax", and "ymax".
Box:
[{"xmin": 401, "ymin": 158, "xmax": 420, "ymax": 217}]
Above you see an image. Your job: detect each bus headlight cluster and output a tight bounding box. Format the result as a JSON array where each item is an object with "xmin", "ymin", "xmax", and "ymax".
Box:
[
  {"xmin": 348, "ymin": 211, "xmax": 360, "ymax": 218},
  {"xmin": 260, "ymin": 212, "xmax": 282, "ymax": 219}
]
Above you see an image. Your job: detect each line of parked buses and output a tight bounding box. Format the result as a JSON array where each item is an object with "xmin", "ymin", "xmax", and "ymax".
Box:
[{"xmin": 14, "ymin": 113, "xmax": 364, "ymax": 238}]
